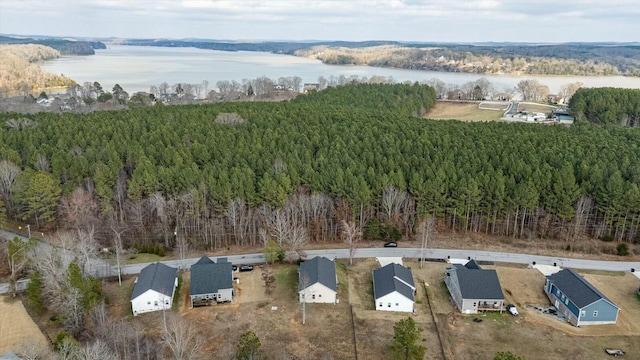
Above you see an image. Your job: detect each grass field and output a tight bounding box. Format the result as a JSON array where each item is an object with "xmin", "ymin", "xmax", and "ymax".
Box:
[
  {"xmin": 425, "ymin": 101, "xmax": 503, "ymax": 122},
  {"xmin": 0, "ymin": 296, "xmax": 49, "ymax": 355}
]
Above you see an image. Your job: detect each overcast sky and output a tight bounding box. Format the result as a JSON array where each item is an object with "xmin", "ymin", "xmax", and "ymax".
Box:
[{"xmin": 1, "ymin": 0, "xmax": 638, "ymax": 43}]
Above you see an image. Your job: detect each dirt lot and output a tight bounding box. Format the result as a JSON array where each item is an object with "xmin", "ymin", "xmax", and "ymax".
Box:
[
  {"xmin": 425, "ymin": 101, "xmax": 503, "ymax": 122},
  {"xmin": 0, "ymin": 296, "xmax": 49, "ymax": 354}
]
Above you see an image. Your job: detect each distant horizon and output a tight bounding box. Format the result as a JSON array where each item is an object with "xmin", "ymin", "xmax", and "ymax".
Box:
[
  {"xmin": 2, "ymin": 33, "xmax": 639, "ymax": 47},
  {"xmin": 1, "ymin": 1, "xmax": 638, "ymax": 43}
]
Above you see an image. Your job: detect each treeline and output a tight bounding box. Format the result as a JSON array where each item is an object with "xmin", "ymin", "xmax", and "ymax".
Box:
[
  {"xmin": 0, "ymin": 35, "xmax": 106, "ymax": 55},
  {"xmin": 0, "ymin": 44, "xmax": 75, "ymax": 95},
  {"xmin": 0, "ymin": 84, "xmax": 639, "ymax": 255},
  {"xmin": 296, "ymin": 45, "xmax": 630, "ymax": 77},
  {"xmin": 569, "ymin": 88, "xmax": 640, "ymax": 127}
]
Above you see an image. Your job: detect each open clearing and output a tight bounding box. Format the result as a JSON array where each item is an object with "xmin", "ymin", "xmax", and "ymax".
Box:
[
  {"xmin": 425, "ymin": 101, "xmax": 503, "ymax": 122},
  {"xmin": 101, "ymin": 259, "xmax": 640, "ymax": 360},
  {"xmin": 0, "ymin": 296, "xmax": 49, "ymax": 354}
]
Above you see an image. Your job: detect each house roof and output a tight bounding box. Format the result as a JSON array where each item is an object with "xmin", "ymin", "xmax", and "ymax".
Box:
[
  {"xmin": 0, "ymin": 350, "xmax": 20, "ymax": 360},
  {"xmin": 298, "ymin": 256, "xmax": 337, "ymax": 292},
  {"xmin": 194, "ymin": 255, "xmax": 215, "ymax": 265},
  {"xmin": 131, "ymin": 262, "xmax": 178, "ymax": 300},
  {"xmin": 449, "ymin": 262, "xmax": 504, "ymax": 300},
  {"xmin": 190, "ymin": 258, "xmax": 233, "ymax": 296},
  {"xmin": 373, "ymin": 263, "xmax": 415, "ymax": 301},
  {"xmin": 546, "ymin": 269, "xmax": 618, "ymax": 309}
]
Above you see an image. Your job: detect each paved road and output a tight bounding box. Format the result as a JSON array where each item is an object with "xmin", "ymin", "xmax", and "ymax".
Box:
[
  {"xmin": 3, "ymin": 226, "xmax": 639, "ymax": 295},
  {"xmin": 119, "ymin": 247, "xmax": 640, "ymax": 275}
]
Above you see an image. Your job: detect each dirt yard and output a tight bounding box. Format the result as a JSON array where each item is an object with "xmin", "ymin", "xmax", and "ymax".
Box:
[
  {"xmin": 101, "ymin": 258, "xmax": 640, "ymax": 360},
  {"xmin": 418, "ymin": 262, "xmax": 640, "ymax": 360},
  {"xmin": 0, "ymin": 296, "xmax": 49, "ymax": 354},
  {"xmin": 425, "ymin": 101, "xmax": 503, "ymax": 122}
]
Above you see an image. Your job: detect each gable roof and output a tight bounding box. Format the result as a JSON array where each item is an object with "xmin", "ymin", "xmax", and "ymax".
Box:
[
  {"xmin": 195, "ymin": 255, "xmax": 215, "ymax": 265},
  {"xmin": 546, "ymin": 269, "xmax": 618, "ymax": 309},
  {"xmin": 190, "ymin": 259, "xmax": 233, "ymax": 296},
  {"xmin": 373, "ymin": 263, "xmax": 415, "ymax": 301},
  {"xmin": 298, "ymin": 256, "xmax": 337, "ymax": 292},
  {"xmin": 464, "ymin": 259, "xmax": 482, "ymax": 270},
  {"xmin": 131, "ymin": 262, "xmax": 178, "ymax": 300},
  {"xmin": 452, "ymin": 266, "xmax": 505, "ymax": 300}
]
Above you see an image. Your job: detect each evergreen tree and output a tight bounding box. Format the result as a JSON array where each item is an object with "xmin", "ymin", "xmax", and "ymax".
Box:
[{"xmin": 389, "ymin": 317, "xmax": 426, "ymax": 360}]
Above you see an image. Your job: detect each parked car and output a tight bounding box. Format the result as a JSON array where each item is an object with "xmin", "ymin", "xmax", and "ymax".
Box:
[
  {"xmin": 507, "ymin": 304, "xmax": 518, "ymax": 316},
  {"xmin": 239, "ymin": 265, "xmax": 254, "ymax": 272},
  {"xmin": 384, "ymin": 242, "xmax": 398, "ymax": 247}
]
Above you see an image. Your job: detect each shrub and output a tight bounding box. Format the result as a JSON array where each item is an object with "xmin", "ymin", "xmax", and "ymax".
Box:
[{"xmin": 617, "ymin": 243, "xmax": 629, "ymax": 256}]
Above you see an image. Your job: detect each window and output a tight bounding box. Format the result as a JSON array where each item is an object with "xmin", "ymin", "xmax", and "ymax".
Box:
[
  {"xmin": 593, "ymin": 311, "xmax": 598, "ymax": 317},
  {"xmin": 396, "ymin": 303, "xmax": 399, "ymax": 307},
  {"xmin": 147, "ymin": 301, "xmax": 151, "ymax": 305},
  {"xmin": 565, "ymin": 298, "xmax": 569, "ymax": 305},
  {"xmin": 379, "ymin": 303, "xmax": 383, "ymax": 307},
  {"xmin": 561, "ymin": 294, "xmax": 565, "ymax": 301},
  {"xmin": 312, "ymin": 294, "xmax": 316, "ymax": 300},
  {"xmin": 165, "ymin": 300, "xmax": 170, "ymax": 305},
  {"xmin": 318, "ymin": 294, "xmax": 322, "ymax": 298},
  {"xmin": 388, "ymin": 303, "xmax": 391, "ymax": 307},
  {"xmin": 154, "ymin": 301, "xmax": 158, "ymax": 306},
  {"xmin": 580, "ymin": 311, "xmax": 586, "ymax": 318}
]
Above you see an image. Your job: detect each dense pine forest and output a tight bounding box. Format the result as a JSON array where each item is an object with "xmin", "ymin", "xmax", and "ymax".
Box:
[
  {"xmin": 569, "ymin": 87, "xmax": 640, "ymax": 127},
  {"xmin": 1, "ymin": 83, "xmax": 639, "ymax": 255}
]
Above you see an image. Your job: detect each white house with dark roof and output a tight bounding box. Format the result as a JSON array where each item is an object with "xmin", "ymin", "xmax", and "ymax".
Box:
[
  {"xmin": 444, "ymin": 260, "xmax": 505, "ymax": 314},
  {"xmin": 298, "ymin": 256, "xmax": 338, "ymax": 303},
  {"xmin": 130, "ymin": 262, "xmax": 178, "ymax": 316},
  {"xmin": 544, "ymin": 268, "xmax": 619, "ymax": 326},
  {"xmin": 373, "ymin": 263, "xmax": 416, "ymax": 312},
  {"xmin": 189, "ymin": 256, "xmax": 234, "ymax": 308}
]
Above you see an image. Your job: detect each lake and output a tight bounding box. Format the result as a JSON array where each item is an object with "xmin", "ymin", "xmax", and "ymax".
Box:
[{"xmin": 41, "ymin": 45, "xmax": 640, "ymax": 95}]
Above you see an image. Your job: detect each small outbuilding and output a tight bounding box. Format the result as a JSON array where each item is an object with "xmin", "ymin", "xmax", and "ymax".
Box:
[
  {"xmin": 130, "ymin": 262, "xmax": 178, "ymax": 316},
  {"xmin": 444, "ymin": 260, "xmax": 505, "ymax": 314},
  {"xmin": 544, "ymin": 268, "xmax": 619, "ymax": 326},
  {"xmin": 298, "ymin": 256, "xmax": 338, "ymax": 304},
  {"xmin": 189, "ymin": 256, "xmax": 234, "ymax": 308},
  {"xmin": 373, "ymin": 263, "xmax": 416, "ymax": 312}
]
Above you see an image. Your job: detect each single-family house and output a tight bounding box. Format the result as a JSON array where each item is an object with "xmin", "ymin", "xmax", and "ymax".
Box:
[
  {"xmin": 298, "ymin": 256, "xmax": 338, "ymax": 304},
  {"xmin": 303, "ymin": 83, "xmax": 320, "ymax": 93},
  {"xmin": 373, "ymin": 263, "xmax": 416, "ymax": 312},
  {"xmin": 447, "ymin": 89, "xmax": 467, "ymax": 101},
  {"xmin": 544, "ymin": 268, "xmax": 620, "ymax": 326},
  {"xmin": 444, "ymin": 260, "xmax": 505, "ymax": 314},
  {"xmin": 130, "ymin": 262, "xmax": 178, "ymax": 316},
  {"xmin": 189, "ymin": 256, "xmax": 234, "ymax": 308}
]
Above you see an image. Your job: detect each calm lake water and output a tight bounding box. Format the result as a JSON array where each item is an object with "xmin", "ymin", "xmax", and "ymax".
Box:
[{"xmin": 41, "ymin": 45, "xmax": 640, "ymax": 95}]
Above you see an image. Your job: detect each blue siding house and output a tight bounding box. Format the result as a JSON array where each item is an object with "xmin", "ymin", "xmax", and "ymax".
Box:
[{"xmin": 544, "ymin": 269, "xmax": 619, "ymax": 326}]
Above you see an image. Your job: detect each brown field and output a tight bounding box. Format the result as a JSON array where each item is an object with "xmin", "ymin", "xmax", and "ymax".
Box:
[
  {"xmin": 101, "ymin": 259, "xmax": 640, "ymax": 360},
  {"xmin": 0, "ymin": 296, "xmax": 49, "ymax": 354},
  {"xmin": 425, "ymin": 101, "xmax": 503, "ymax": 122}
]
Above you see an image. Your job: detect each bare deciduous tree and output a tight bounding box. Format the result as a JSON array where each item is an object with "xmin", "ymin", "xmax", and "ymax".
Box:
[
  {"xmin": 416, "ymin": 218, "xmax": 437, "ymax": 268},
  {"xmin": 162, "ymin": 314, "xmax": 205, "ymax": 360},
  {"xmin": 0, "ymin": 159, "xmax": 20, "ymax": 216},
  {"xmin": 341, "ymin": 220, "xmax": 361, "ymax": 266}
]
